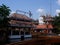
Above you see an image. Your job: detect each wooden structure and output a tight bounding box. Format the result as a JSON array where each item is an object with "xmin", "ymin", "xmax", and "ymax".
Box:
[
  {"xmin": 8, "ymin": 13, "xmax": 38, "ymax": 39},
  {"xmin": 32, "ymin": 15, "xmax": 54, "ymax": 36}
]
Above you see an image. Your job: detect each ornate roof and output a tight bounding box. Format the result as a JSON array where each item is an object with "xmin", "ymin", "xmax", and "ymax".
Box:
[
  {"xmin": 9, "ymin": 13, "xmax": 34, "ymax": 21},
  {"xmin": 36, "ymin": 24, "xmax": 53, "ymax": 29}
]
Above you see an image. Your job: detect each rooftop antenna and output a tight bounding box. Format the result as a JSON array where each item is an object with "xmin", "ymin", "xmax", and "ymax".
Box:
[
  {"xmin": 16, "ymin": 10, "xmax": 28, "ymax": 14},
  {"xmin": 16, "ymin": 10, "xmax": 32, "ymax": 18},
  {"xmin": 29, "ymin": 10, "xmax": 32, "ymax": 18}
]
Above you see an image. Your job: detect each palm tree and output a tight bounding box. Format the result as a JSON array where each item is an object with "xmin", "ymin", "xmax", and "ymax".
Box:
[{"xmin": 0, "ymin": 4, "xmax": 11, "ymax": 44}]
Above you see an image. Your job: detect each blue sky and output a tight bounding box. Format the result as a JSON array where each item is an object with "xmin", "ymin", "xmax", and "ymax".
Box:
[{"xmin": 0, "ymin": 0, "xmax": 60, "ymax": 19}]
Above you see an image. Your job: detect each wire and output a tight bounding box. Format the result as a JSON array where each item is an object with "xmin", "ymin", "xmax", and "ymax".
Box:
[{"xmin": 50, "ymin": 0, "xmax": 52, "ymax": 16}]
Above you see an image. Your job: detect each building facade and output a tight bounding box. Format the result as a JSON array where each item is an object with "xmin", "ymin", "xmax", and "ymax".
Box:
[
  {"xmin": 32, "ymin": 14, "xmax": 54, "ymax": 36},
  {"xmin": 8, "ymin": 13, "xmax": 38, "ymax": 39}
]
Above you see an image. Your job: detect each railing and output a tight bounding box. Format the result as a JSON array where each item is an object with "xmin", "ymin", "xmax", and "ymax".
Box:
[{"xmin": 10, "ymin": 24, "xmax": 33, "ymax": 28}]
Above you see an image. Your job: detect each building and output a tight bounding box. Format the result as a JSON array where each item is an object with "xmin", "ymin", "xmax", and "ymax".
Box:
[
  {"xmin": 32, "ymin": 14, "xmax": 54, "ymax": 36},
  {"xmin": 8, "ymin": 13, "xmax": 38, "ymax": 39},
  {"xmin": 8, "ymin": 13, "xmax": 54, "ymax": 39}
]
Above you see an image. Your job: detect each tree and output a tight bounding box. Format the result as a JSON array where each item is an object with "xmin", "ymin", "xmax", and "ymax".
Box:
[
  {"xmin": 0, "ymin": 4, "xmax": 11, "ymax": 16},
  {"xmin": 53, "ymin": 13, "xmax": 60, "ymax": 34},
  {"xmin": 0, "ymin": 4, "xmax": 11, "ymax": 27},
  {"xmin": 0, "ymin": 4, "xmax": 11, "ymax": 44}
]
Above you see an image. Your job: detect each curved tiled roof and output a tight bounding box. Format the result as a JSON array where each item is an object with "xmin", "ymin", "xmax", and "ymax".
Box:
[
  {"xmin": 36, "ymin": 24, "xmax": 53, "ymax": 29},
  {"xmin": 9, "ymin": 13, "xmax": 33, "ymax": 21}
]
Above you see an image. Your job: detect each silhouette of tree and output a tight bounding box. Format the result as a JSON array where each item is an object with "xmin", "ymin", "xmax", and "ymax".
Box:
[
  {"xmin": 0, "ymin": 4, "xmax": 11, "ymax": 44},
  {"xmin": 53, "ymin": 13, "xmax": 60, "ymax": 34},
  {"xmin": 0, "ymin": 4, "xmax": 11, "ymax": 27}
]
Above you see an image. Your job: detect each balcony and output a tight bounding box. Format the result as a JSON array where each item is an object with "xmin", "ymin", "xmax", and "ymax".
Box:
[{"xmin": 10, "ymin": 24, "xmax": 34, "ymax": 28}]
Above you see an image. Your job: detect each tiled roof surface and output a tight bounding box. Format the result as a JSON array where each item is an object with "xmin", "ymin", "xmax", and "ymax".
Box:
[
  {"xmin": 48, "ymin": 24, "xmax": 53, "ymax": 29},
  {"xmin": 9, "ymin": 13, "xmax": 32, "ymax": 21},
  {"xmin": 36, "ymin": 24, "xmax": 53, "ymax": 29}
]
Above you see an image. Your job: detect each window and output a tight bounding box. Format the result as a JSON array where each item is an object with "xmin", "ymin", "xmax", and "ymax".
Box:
[
  {"xmin": 20, "ymin": 31, "xmax": 24, "ymax": 35},
  {"xmin": 25, "ymin": 32, "xmax": 30, "ymax": 35},
  {"xmin": 8, "ymin": 30, "xmax": 11, "ymax": 35},
  {"xmin": 12, "ymin": 30, "xmax": 19, "ymax": 35}
]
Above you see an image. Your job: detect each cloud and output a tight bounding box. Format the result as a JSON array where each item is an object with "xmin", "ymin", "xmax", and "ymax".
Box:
[
  {"xmin": 57, "ymin": 0, "xmax": 60, "ymax": 5},
  {"xmin": 56, "ymin": 9, "xmax": 60, "ymax": 13},
  {"xmin": 37, "ymin": 8, "xmax": 44, "ymax": 13},
  {"xmin": 9, "ymin": 11, "xmax": 16, "ymax": 17},
  {"xmin": 10, "ymin": 11, "xmax": 15, "ymax": 14},
  {"xmin": 37, "ymin": 8, "xmax": 46, "ymax": 16},
  {"xmin": 56, "ymin": 9, "xmax": 60, "ymax": 16}
]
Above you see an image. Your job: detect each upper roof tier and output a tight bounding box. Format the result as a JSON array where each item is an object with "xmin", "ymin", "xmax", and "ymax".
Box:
[{"xmin": 9, "ymin": 13, "xmax": 35, "ymax": 22}]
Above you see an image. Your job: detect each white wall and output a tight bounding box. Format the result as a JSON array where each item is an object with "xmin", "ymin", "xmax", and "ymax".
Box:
[{"xmin": 39, "ymin": 16, "xmax": 44, "ymax": 25}]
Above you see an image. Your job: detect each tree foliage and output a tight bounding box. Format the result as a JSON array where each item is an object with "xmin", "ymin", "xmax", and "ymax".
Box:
[
  {"xmin": 53, "ymin": 13, "xmax": 60, "ymax": 34},
  {"xmin": 0, "ymin": 4, "xmax": 11, "ymax": 44},
  {"xmin": 0, "ymin": 4, "xmax": 11, "ymax": 16},
  {"xmin": 0, "ymin": 4, "xmax": 11, "ymax": 27}
]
